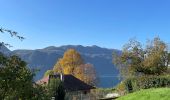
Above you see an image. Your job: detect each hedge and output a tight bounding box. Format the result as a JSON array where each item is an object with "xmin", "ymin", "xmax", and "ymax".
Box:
[{"xmin": 123, "ymin": 75, "xmax": 170, "ymax": 93}]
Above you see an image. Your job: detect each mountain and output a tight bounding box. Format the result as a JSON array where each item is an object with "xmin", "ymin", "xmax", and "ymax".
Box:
[
  {"xmin": 0, "ymin": 45, "xmax": 11, "ymax": 54},
  {"xmin": 2, "ymin": 45, "xmax": 121, "ymax": 88}
]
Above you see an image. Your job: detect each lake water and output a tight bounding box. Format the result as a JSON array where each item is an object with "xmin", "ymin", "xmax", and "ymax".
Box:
[{"xmin": 98, "ymin": 76, "xmax": 121, "ymax": 88}]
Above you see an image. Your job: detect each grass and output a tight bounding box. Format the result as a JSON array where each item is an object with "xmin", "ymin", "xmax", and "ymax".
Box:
[{"xmin": 117, "ymin": 88, "xmax": 170, "ymax": 100}]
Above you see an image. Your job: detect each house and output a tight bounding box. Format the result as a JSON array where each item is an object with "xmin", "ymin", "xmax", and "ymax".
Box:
[{"xmin": 37, "ymin": 73, "xmax": 95, "ymax": 94}]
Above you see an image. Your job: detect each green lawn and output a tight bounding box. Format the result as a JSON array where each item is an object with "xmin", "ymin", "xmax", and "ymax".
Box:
[{"xmin": 117, "ymin": 88, "xmax": 170, "ymax": 100}]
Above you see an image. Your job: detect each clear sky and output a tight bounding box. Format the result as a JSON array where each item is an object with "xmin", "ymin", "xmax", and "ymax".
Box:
[{"xmin": 1, "ymin": 0, "xmax": 170, "ymax": 50}]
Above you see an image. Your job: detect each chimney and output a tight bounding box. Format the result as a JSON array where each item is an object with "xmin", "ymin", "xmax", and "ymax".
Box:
[{"xmin": 60, "ymin": 73, "xmax": 64, "ymax": 82}]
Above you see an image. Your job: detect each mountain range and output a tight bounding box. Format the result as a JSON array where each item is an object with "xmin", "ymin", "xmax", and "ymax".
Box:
[{"xmin": 1, "ymin": 45, "xmax": 121, "ymax": 88}]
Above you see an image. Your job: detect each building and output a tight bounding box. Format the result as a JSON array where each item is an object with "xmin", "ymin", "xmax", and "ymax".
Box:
[{"xmin": 37, "ymin": 73, "xmax": 95, "ymax": 94}]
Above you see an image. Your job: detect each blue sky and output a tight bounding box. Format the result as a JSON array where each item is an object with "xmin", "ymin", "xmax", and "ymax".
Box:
[{"xmin": 1, "ymin": 0, "xmax": 170, "ymax": 50}]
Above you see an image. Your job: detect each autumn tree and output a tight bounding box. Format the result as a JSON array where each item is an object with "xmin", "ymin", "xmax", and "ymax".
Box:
[
  {"xmin": 53, "ymin": 49, "xmax": 84, "ymax": 74},
  {"xmin": 74, "ymin": 64, "xmax": 98, "ymax": 86},
  {"xmin": 53, "ymin": 49, "xmax": 97, "ymax": 86},
  {"xmin": 142, "ymin": 37, "xmax": 169, "ymax": 75},
  {"xmin": 113, "ymin": 37, "xmax": 169, "ymax": 79}
]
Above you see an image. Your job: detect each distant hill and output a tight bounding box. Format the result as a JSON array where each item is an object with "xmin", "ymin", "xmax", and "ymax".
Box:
[
  {"xmin": 0, "ymin": 45, "xmax": 11, "ymax": 54},
  {"xmin": 1, "ymin": 45, "xmax": 121, "ymax": 88}
]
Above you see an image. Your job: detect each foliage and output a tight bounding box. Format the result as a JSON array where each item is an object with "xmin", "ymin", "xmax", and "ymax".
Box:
[
  {"xmin": 44, "ymin": 70, "xmax": 54, "ymax": 77},
  {"xmin": 47, "ymin": 78, "xmax": 65, "ymax": 100},
  {"xmin": 142, "ymin": 38, "xmax": 168, "ymax": 75},
  {"xmin": 114, "ymin": 37, "xmax": 170, "ymax": 96},
  {"xmin": 122, "ymin": 75, "xmax": 170, "ymax": 93},
  {"xmin": 74, "ymin": 63, "xmax": 98, "ymax": 86},
  {"xmin": 0, "ymin": 27, "xmax": 24, "ymax": 47},
  {"xmin": 113, "ymin": 37, "xmax": 169, "ymax": 78},
  {"xmin": 0, "ymin": 27, "xmax": 50, "ymax": 99},
  {"xmin": 31, "ymin": 84, "xmax": 50, "ymax": 100},
  {"xmin": 0, "ymin": 53, "xmax": 33, "ymax": 99},
  {"xmin": 53, "ymin": 49, "xmax": 84, "ymax": 74},
  {"xmin": 56, "ymin": 81, "xmax": 65, "ymax": 100},
  {"xmin": 53, "ymin": 49, "xmax": 98, "ymax": 86},
  {"xmin": 0, "ymin": 53, "xmax": 51, "ymax": 100},
  {"xmin": 116, "ymin": 82, "xmax": 128, "ymax": 95},
  {"xmin": 117, "ymin": 88, "xmax": 170, "ymax": 100},
  {"xmin": 48, "ymin": 78, "xmax": 60, "ymax": 98}
]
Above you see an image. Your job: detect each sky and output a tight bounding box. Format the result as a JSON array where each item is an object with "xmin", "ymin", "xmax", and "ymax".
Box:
[{"xmin": 1, "ymin": 0, "xmax": 170, "ymax": 50}]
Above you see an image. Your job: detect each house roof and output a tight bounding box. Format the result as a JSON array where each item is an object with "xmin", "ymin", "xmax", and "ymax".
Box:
[
  {"xmin": 63, "ymin": 75, "xmax": 95, "ymax": 91},
  {"xmin": 37, "ymin": 74, "xmax": 95, "ymax": 91},
  {"xmin": 36, "ymin": 76, "xmax": 49, "ymax": 85}
]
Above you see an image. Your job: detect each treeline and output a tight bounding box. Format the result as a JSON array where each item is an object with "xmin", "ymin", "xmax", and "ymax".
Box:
[
  {"xmin": 113, "ymin": 37, "xmax": 170, "ymax": 94},
  {"xmin": 0, "ymin": 28, "xmax": 65, "ymax": 100},
  {"xmin": 0, "ymin": 27, "xmax": 98, "ymax": 100}
]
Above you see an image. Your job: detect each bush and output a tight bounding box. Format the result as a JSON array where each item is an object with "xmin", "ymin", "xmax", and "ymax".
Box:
[
  {"xmin": 123, "ymin": 75, "xmax": 170, "ymax": 93},
  {"xmin": 116, "ymin": 81, "xmax": 127, "ymax": 95}
]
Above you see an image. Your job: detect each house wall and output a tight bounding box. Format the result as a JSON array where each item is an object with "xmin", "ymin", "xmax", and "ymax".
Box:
[{"xmin": 65, "ymin": 90, "xmax": 97, "ymax": 100}]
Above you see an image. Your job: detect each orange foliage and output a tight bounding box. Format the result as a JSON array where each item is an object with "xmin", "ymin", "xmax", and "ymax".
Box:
[{"xmin": 53, "ymin": 49, "xmax": 97, "ymax": 86}]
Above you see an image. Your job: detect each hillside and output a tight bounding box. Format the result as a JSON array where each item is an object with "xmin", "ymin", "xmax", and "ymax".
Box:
[
  {"xmin": 117, "ymin": 88, "xmax": 170, "ymax": 100},
  {"xmin": 1, "ymin": 45, "xmax": 121, "ymax": 88},
  {"xmin": 0, "ymin": 45, "xmax": 11, "ymax": 54}
]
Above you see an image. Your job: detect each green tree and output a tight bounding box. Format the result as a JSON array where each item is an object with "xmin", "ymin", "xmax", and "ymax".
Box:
[
  {"xmin": 56, "ymin": 82, "xmax": 65, "ymax": 100},
  {"xmin": 0, "ymin": 27, "xmax": 48, "ymax": 99},
  {"xmin": 113, "ymin": 37, "xmax": 169, "ymax": 79},
  {"xmin": 32, "ymin": 84, "xmax": 50, "ymax": 100},
  {"xmin": 0, "ymin": 54, "xmax": 34, "ymax": 99},
  {"xmin": 47, "ymin": 78, "xmax": 65, "ymax": 100},
  {"xmin": 113, "ymin": 38, "xmax": 144, "ymax": 78}
]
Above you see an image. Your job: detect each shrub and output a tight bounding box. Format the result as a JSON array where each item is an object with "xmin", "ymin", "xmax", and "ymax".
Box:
[
  {"xmin": 116, "ymin": 81, "xmax": 128, "ymax": 95},
  {"xmin": 123, "ymin": 75, "xmax": 170, "ymax": 93}
]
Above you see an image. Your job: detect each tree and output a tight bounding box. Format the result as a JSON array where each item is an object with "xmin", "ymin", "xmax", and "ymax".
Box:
[
  {"xmin": 32, "ymin": 84, "xmax": 50, "ymax": 100},
  {"xmin": 53, "ymin": 49, "xmax": 98, "ymax": 86},
  {"xmin": 47, "ymin": 78, "xmax": 65, "ymax": 100},
  {"xmin": 53, "ymin": 49, "xmax": 84, "ymax": 74},
  {"xmin": 0, "ymin": 27, "xmax": 24, "ymax": 47},
  {"xmin": 113, "ymin": 37, "xmax": 169, "ymax": 79},
  {"xmin": 74, "ymin": 64, "xmax": 98, "ymax": 86},
  {"xmin": 0, "ymin": 54, "xmax": 34, "ymax": 99},
  {"xmin": 142, "ymin": 37, "xmax": 168, "ymax": 75},
  {"xmin": 0, "ymin": 27, "xmax": 49, "ymax": 99},
  {"xmin": 55, "ymin": 82, "xmax": 65, "ymax": 100},
  {"xmin": 113, "ymin": 38, "xmax": 144, "ymax": 78}
]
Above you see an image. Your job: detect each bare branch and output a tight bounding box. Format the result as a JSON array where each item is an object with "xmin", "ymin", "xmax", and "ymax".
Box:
[{"xmin": 0, "ymin": 27, "xmax": 25, "ymax": 47}]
